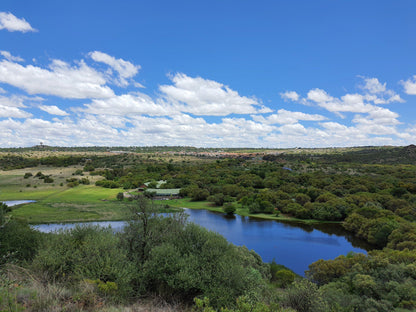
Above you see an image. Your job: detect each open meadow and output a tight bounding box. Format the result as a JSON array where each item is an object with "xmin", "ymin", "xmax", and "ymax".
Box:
[{"xmin": 0, "ymin": 165, "xmax": 132, "ymax": 223}]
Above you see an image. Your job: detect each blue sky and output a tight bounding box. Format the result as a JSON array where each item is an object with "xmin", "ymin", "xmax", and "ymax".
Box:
[{"xmin": 0, "ymin": 0, "xmax": 415, "ymax": 147}]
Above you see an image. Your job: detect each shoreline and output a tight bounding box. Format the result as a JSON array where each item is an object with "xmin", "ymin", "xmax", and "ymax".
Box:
[{"xmin": 5, "ymin": 197, "xmax": 340, "ymax": 226}]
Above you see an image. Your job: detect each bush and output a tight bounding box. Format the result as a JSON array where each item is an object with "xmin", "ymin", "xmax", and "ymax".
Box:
[
  {"xmin": 83, "ymin": 164, "xmax": 95, "ymax": 172},
  {"xmin": 223, "ymin": 203, "xmax": 236, "ymax": 215},
  {"xmin": 208, "ymin": 193, "xmax": 226, "ymax": 206},
  {"xmin": 32, "ymin": 225, "xmax": 135, "ymax": 301},
  {"xmin": 121, "ymin": 197, "xmax": 269, "ymax": 308},
  {"xmin": 95, "ymin": 180, "xmax": 120, "ymax": 188},
  {"xmin": 73, "ymin": 169, "xmax": 83, "ymax": 175},
  {"xmin": 117, "ymin": 192, "xmax": 124, "ymax": 201},
  {"xmin": 139, "ymin": 224, "xmax": 267, "ymax": 308},
  {"xmin": 80, "ymin": 177, "xmax": 90, "ymax": 185},
  {"xmin": 191, "ymin": 188, "xmax": 210, "ymax": 201},
  {"xmin": 0, "ymin": 218, "xmax": 40, "ymax": 264},
  {"xmin": 282, "ymin": 280, "xmax": 328, "ymax": 312},
  {"xmin": 43, "ymin": 176, "xmax": 54, "ymax": 183}
]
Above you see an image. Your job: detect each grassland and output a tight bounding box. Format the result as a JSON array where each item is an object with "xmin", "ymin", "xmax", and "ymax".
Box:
[{"xmin": 0, "ymin": 166, "xmax": 134, "ymax": 223}]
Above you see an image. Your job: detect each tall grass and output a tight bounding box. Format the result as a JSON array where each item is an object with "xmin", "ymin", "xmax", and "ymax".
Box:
[{"xmin": 0, "ymin": 265, "xmax": 189, "ymax": 312}]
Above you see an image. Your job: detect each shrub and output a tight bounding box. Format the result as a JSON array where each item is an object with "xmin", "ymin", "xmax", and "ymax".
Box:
[
  {"xmin": 80, "ymin": 177, "xmax": 90, "ymax": 185},
  {"xmin": 274, "ymin": 270, "xmax": 296, "ymax": 288},
  {"xmin": 73, "ymin": 169, "xmax": 83, "ymax": 175},
  {"xmin": 0, "ymin": 218, "xmax": 40, "ymax": 264},
  {"xmin": 23, "ymin": 172, "xmax": 33, "ymax": 179},
  {"xmin": 223, "ymin": 203, "xmax": 236, "ymax": 215},
  {"xmin": 95, "ymin": 180, "xmax": 120, "ymax": 188},
  {"xmin": 117, "ymin": 192, "xmax": 124, "ymax": 201},
  {"xmin": 282, "ymin": 280, "xmax": 328, "ymax": 312},
  {"xmin": 191, "ymin": 188, "xmax": 210, "ymax": 201},
  {"xmin": 32, "ymin": 225, "xmax": 135, "ymax": 301},
  {"xmin": 121, "ymin": 197, "xmax": 269, "ymax": 309},
  {"xmin": 43, "ymin": 176, "xmax": 54, "ymax": 183}
]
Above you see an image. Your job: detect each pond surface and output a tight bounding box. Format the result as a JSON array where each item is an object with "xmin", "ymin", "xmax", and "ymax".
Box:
[
  {"xmin": 33, "ymin": 208, "xmax": 371, "ymax": 276},
  {"xmin": 1, "ymin": 200, "xmax": 36, "ymax": 207},
  {"xmin": 33, "ymin": 221, "xmax": 127, "ymax": 233}
]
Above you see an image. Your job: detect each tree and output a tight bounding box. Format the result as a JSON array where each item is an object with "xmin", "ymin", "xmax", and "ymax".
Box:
[
  {"xmin": 191, "ymin": 188, "xmax": 210, "ymax": 201},
  {"xmin": 121, "ymin": 195, "xmax": 187, "ymax": 264},
  {"xmin": 283, "ymin": 280, "xmax": 328, "ymax": 312},
  {"xmin": 116, "ymin": 192, "xmax": 124, "ymax": 201},
  {"xmin": 274, "ymin": 269, "xmax": 296, "ymax": 288},
  {"xmin": 1, "ymin": 217, "xmax": 40, "ymax": 264},
  {"xmin": 295, "ymin": 193, "xmax": 311, "ymax": 206},
  {"xmin": 223, "ymin": 203, "xmax": 236, "ymax": 215},
  {"xmin": 208, "ymin": 193, "xmax": 226, "ymax": 206}
]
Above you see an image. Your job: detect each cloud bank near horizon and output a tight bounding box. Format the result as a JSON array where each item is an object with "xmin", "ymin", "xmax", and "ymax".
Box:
[{"xmin": 0, "ymin": 11, "xmax": 415, "ymax": 148}]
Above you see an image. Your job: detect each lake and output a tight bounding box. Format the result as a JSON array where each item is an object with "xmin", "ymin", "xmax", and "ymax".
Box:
[
  {"xmin": 32, "ymin": 208, "xmax": 371, "ymax": 276},
  {"xmin": 1, "ymin": 200, "xmax": 36, "ymax": 207}
]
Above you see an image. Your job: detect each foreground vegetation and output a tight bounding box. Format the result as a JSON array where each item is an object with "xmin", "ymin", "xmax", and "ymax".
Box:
[
  {"xmin": 1, "ymin": 145, "xmax": 416, "ymax": 311},
  {"xmin": 1, "ymin": 197, "xmax": 299, "ymax": 311}
]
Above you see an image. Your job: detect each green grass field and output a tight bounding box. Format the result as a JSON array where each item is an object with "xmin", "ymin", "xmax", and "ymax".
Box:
[
  {"xmin": 4, "ymin": 185, "xmax": 134, "ymax": 224},
  {"xmin": 0, "ymin": 167, "xmax": 134, "ymax": 223}
]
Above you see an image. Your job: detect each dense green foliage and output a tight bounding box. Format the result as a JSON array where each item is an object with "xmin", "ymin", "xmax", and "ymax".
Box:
[
  {"xmin": 1, "ymin": 203, "xmax": 40, "ymax": 265},
  {"xmin": 1, "ymin": 197, "xmax": 276, "ymax": 310},
  {"xmin": 2, "ymin": 145, "xmax": 416, "ymax": 311},
  {"xmin": 32, "ymin": 225, "xmax": 135, "ymax": 299},
  {"xmin": 120, "ymin": 196, "xmax": 270, "ymax": 307},
  {"xmin": 307, "ymin": 250, "xmax": 416, "ymax": 311}
]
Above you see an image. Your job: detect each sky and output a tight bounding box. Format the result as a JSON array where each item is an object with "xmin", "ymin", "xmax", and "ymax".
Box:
[{"xmin": 0, "ymin": 0, "xmax": 415, "ymax": 148}]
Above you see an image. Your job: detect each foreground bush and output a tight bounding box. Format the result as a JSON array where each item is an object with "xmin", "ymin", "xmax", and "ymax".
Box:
[
  {"xmin": 121, "ymin": 196, "xmax": 270, "ymax": 308},
  {"xmin": 32, "ymin": 225, "xmax": 135, "ymax": 301},
  {"xmin": 0, "ymin": 216, "xmax": 40, "ymax": 265}
]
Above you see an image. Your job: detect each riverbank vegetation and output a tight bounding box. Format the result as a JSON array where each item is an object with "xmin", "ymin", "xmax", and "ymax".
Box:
[
  {"xmin": 1, "ymin": 197, "xmax": 298, "ymax": 311},
  {"xmin": 1, "ymin": 145, "xmax": 416, "ymax": 310}
]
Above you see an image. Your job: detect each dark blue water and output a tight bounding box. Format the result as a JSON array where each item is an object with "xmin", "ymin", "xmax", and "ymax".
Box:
[
  {"xmin": 32, "ymin": 208, "xmax": 370, "ymax": 276},
  {"xmin": 184, "ymin": 209, "xmax": 370, "ymax": 275}
]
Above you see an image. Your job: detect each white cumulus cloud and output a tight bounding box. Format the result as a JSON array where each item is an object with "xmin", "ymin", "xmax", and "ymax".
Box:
[
  {"xmin": 401, "ymin": 76, "xmax": 416, "ymax": 95},
  {"xmin": 0, "ymin": 12, "xmax": 36, "ymax": 32},
  {"xmin": 280, "ymin": 91, "xmax": 299, "ymax": 102},
  {"xmin": 0, "ymin": 59, "xmax": 114, "ymax": 99},
  {"xmin": 79, "ymin": 92, "xmax": 174, "ymax": 116},
  {"xmin": 252, "ymin": 109, "xmax": 326, "ymax": 125},
  {"xmin": 361, "ymin": 77, "xmax": 386, "ymax": 94},
  {"xmin": 0, "ymin": 50, "xmax": 24, "ymax": 62},
  {"xmin": 89, "ymin": 51, "xmax": 140, "ymax": 87},
  {"xmin": 38, "ymin": 105, "xmax": 69, "ymax": 116},
  {"xmin": 0, "ymin": 106, "xmax": 31, "ymax": 118},
  {"xmin": 160, "ymin": 73, "xmax": 271, "ymax": 116}
]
